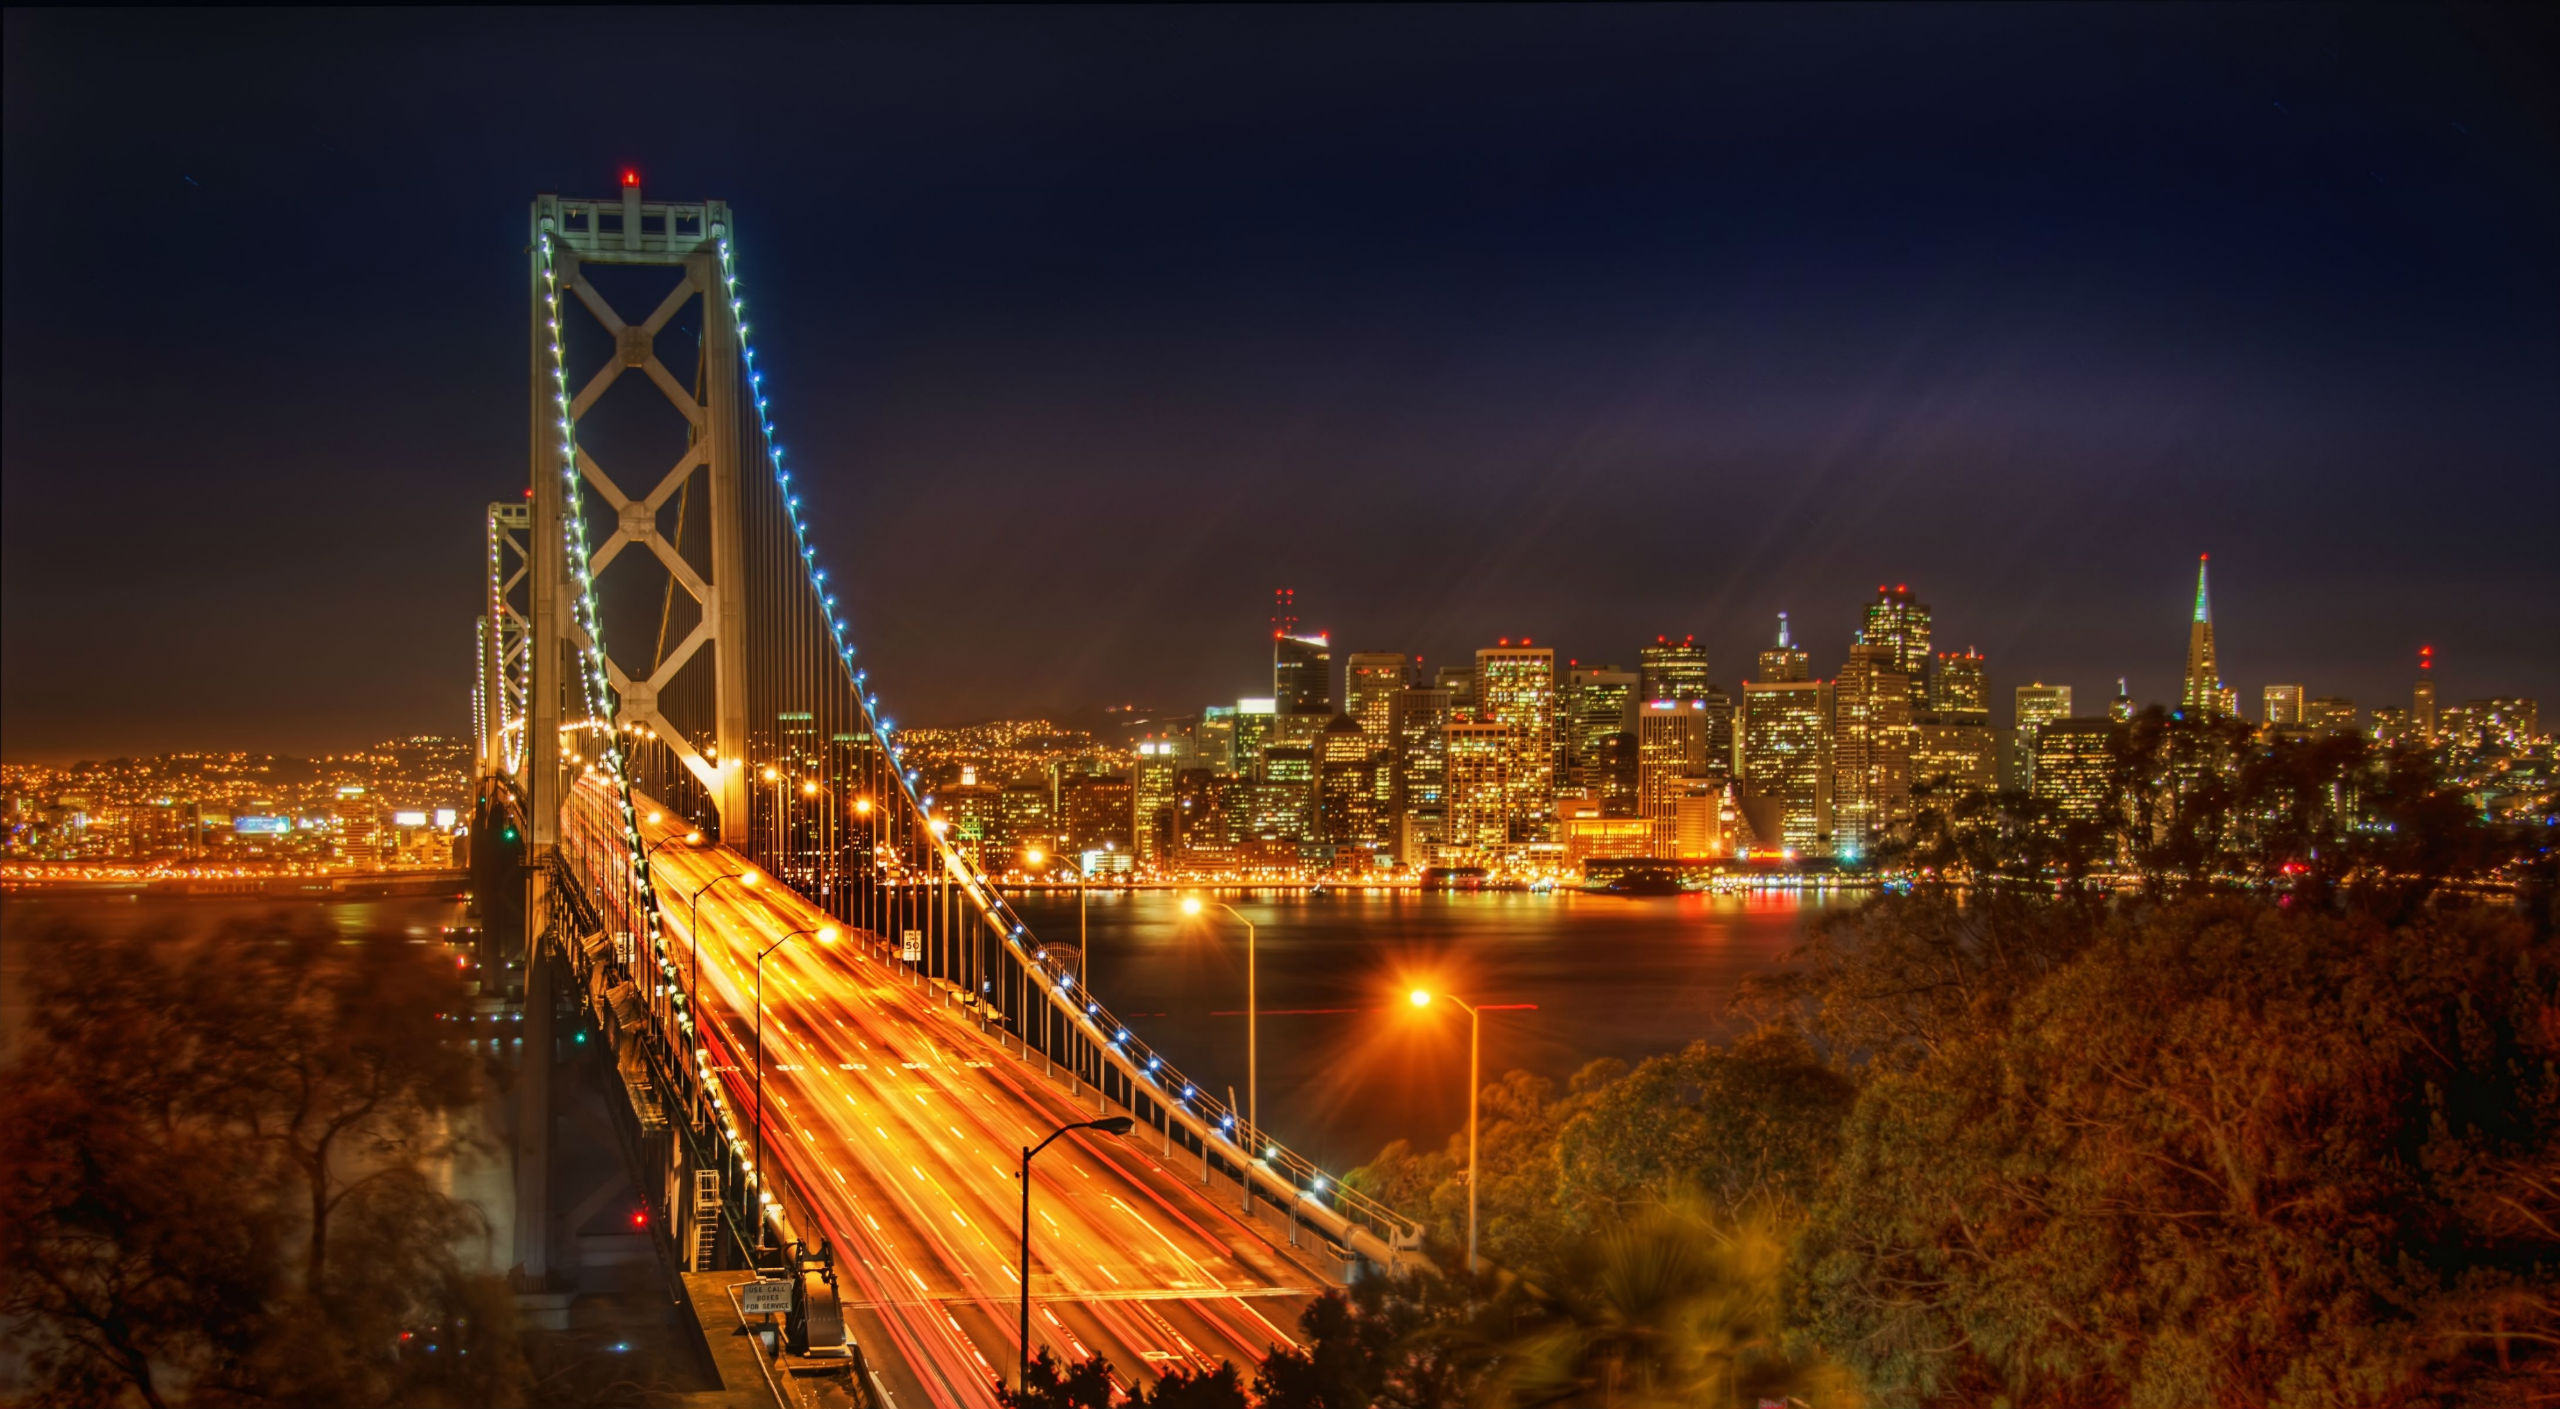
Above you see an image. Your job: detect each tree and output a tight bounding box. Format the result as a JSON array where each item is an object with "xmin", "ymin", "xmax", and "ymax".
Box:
[
  {"xmin": 1797, "ymin": 898, "xmax": 2560, "ymax": 1407},
  {"xmin": 0, "ymin": 916, "xmax": 525, "ymax": 1408},
  {"xmin": 1555, "ymin": 1029, "xmax": 1854, "ymax": 1223}
]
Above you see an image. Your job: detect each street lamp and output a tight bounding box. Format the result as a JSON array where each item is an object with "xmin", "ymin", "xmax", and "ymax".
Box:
[
  {"xmin": 1409, "ymin": 987, "xmax": 1485, "ymax": 1274},
  {"xmin": 1179, "ymin": 896, "xmax": 1259, "ymax": 1160},
  {"xmin": 682, "ymin": 868, "xmax": 759, "ymax": 1067},
  {"xmin": 1023, "ymin": 847, "xmax": 1089, "ymax": 997},
  {"xmin": 1018, "ymin": 1114, "xmax": 1133, "ymax": 1385},
  {"xmin": 751, "ymin": 923, "xmax": 837, "ymax": 1248}
]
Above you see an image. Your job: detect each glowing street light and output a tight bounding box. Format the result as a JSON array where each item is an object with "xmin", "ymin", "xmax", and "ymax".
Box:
[
  {"xmin": 1409, "ymin": 986, "xmax": 1487, "ymax": 1274},
  {"xmin": 750, "ymin": 922, "xmax": 836, "ymax": 1246},
  {"xmin": 1180, "ymin": 895, "xmax": 1260, "ymax": 1193}
]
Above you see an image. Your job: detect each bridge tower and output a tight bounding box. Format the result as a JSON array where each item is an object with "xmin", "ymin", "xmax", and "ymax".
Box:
[{"xmin": 526, "ymin": 178, "xmax": 752, "ymax": 854}]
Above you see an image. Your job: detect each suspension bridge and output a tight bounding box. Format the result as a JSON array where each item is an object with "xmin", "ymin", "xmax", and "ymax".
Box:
[{"xmin": 468, "ymin": 181, "xmax": 1421, "ymax": 1406}]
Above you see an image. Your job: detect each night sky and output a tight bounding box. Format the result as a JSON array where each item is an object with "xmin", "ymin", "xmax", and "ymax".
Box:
[{"xmin": 5, "ymin": 7, "xmax": 2555, "ymax": 760}]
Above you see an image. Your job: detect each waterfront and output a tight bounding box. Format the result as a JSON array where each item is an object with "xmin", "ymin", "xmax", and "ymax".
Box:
[{"xmin": 1000, "ymin": 887, "xmax": 1840, "ymax": 1170}]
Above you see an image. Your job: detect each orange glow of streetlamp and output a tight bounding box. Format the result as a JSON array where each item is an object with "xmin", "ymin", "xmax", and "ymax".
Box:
[
  {"xmin": 853, "ymin": 797, "xmax": 873, "ymax": 815},
  {"xmin": 801, "ymin": 780, "xmax": 820, "ymax": 796},
  {"xmin": 1180, "ymin": 895, "xmax": 1203, "ymax": 916},
  {"xmin": 761, "ymin": 766, "xmax": 779, "ymax": 782},
  {"xmin": 1409, "ymin": 988, "xmax": 1432, "ymax": 1008}
]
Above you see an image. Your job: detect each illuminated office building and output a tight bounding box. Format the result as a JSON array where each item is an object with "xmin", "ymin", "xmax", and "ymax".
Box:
[
  {"xmin": 2013, "ymin": 684, "xmax": 2073, "ymax": 791},
  {"xmin": 1060, "ymin": 775, "xmax": 1133, "ymax": 853},
  {"xmin": 1832, "ymin": 641, "xmax": 1915, "ymax": 857},
  {"xmin": 1345, "ymin": 652, "xmax": 1414, "ymax": 749},
  {"xmin": 2180, "ymin": 555, "xmax": 2228, "ymax": 718},
  {"xmin": 1316, "ymin": 715, "xmax": 1383, "ymax": 850},
  {"xmin": 1567, "ymin": 666, "xmax": 1639, "ymax": 808},
  {"xmin": 1741, "ymin": 679, "xmax": 1832, "ymax": 855},
  {"xmin": 2109, "ymin": 679, "xmax": 2134, "ymax": 724},
  {"xmin": 1637, "ymin": 700, "xmax": 1710, "ymax": 857},
  {"xmin": 1673, "ymin": 779, "xmax": 1734, "ymax": 860},
  {"xmin": 1698, "ymin": 686, "xmax": 1738, "ymax": 782},
  {"xmin": 1131, "ymin": 735, "xmax": 1190, "ymax": 866},
  {"xmin": 1476, "ymin": 643, "xmax": 1558, "ymax": 844},
  {"xmin": 1639, "ymin": 636, "xmax": 1712, "ymax": 704},
  {"xmin": 1274, "ymin": 632, "xmax": 1333, "ymax": 716},
  {"xmin": 1931, "ymin": 649, "xmax": 1989, "ymax": 716},
  {"xmin": 2305, "ymin": 697, "xmax": 2357, "ymax": 735},
  {"xmin": 1863, "ymin": 585, "xmax": 1933, "ymax": 705},
  {"xmin": 2371, "ymin": 706, "xmax": 2413, "ymax": 749},
  {"xmin": 1435, "ymin": 663, "xmax": 1476, "ymax": 713},
  {"xmin": 1231, "ymin": 698, "xmax": 1277, "ymax": 777},
  {"xmin": 1441, "ymin": 721, "xmax": 1513, "ymax": 860},
  {"xmin": 2264, "ymin": 684, "xmax": 2304, "ymax": 728},
  {"xmin": 1388, "ymin": 686, "xmax": 1453, "ymax": 854},
  {"xmin": 2032, "ymin": 718, "xmax": 2115, "ymax": 824},
  {"xmin": 1196, "ymin": 706, "xmax": 1238, "ymax": 774},
  {"xmin": 1757, "ymin": 613, "xmax": 1811, "ymax": 682}
]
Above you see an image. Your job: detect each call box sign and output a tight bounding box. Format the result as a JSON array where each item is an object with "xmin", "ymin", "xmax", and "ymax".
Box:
[{"xmin": 740, "ymin": 1280, "xmax": 792, "ymax": 1315}]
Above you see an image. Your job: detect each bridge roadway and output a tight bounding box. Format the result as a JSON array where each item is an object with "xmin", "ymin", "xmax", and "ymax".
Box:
[{"xmin": 638, "ymin": 817, "xmax": 1315, "ymax": 1407}]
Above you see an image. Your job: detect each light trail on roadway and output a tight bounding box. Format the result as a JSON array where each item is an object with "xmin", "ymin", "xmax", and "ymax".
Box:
[{"xmin": 629, "ymin": 804, "xmax": 1316, "ymax": 1409}]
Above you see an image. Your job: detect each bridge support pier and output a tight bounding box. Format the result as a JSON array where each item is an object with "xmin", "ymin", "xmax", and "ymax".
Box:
[{"xmin": 512, "ymin": 865, "xmax": 555, "ymax": 1285}]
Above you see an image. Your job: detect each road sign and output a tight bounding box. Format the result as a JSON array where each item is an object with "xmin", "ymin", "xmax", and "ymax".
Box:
[
  {"xmin": 740, "ymin": 1279, "xmax": 793, "ymax": 1315},
  {"xmin": 900, "ymin": 929, "xmax": 922, "ymax": 961}
]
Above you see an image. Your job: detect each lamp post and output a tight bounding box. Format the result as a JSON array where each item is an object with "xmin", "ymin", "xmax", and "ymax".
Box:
[
  {"xmin": 751, "ymin": 923, "xmax": 836, "ymax": 1250},
  {"xmin": 1409, "ymin": 988, "xmax": 1485, "ymax": 1274},
  {"xmin": 681, "ymin": 868, "xmax": 758, "ymax": 1117},
  {"xmin": 1018, "ymin": 1115, "xmax": 1133, "ymax": 1385},
  {"xmin": 635, "ymin": 822, "xmax": 703, "ymax": 999},
  {"xmin": 1179, "ymin": 897, "xmax": 1259, "ymax": 1155}
]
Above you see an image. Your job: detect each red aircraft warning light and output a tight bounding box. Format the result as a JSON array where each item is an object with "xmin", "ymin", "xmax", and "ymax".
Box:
[{"xmin": 621, "ymin": 168, "xmax": 640, "ymax": 188}]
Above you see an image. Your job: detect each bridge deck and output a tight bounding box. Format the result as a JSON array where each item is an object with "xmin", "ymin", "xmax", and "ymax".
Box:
[{"xmin": 637, "ymin": 811, "xmax": 1319, "ymax": 1408}]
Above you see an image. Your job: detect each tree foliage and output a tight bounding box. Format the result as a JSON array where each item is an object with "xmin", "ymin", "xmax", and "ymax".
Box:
[{"xmin": 0, "ymin": 914, "xmax": 523, "ymax": 1408}]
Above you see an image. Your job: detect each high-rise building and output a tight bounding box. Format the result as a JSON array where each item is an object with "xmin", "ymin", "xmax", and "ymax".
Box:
[
  {"xmin": 1131, "ymin": 736, "xmax": 1191, "ymax": 867},
  {"xmin": 999, "ymin": 778, "xmax": 1058, "ymax": 852},
  {"xmin": 1196, "ymin": 706, "xmax": 1238, "ymax": 774},
  {"xmin": 1698, "ymin": 686, "xmax": 1739, "ymax": 783},
  {"xmin": 1637, "ymin": 700, "xmax": 1710, "ymax": 857},
  {"xmin": 1316, "ymin": 715, "xmax": 1383, "ymax": 851},
  {"xmin": 1915, "ymin": 647, "xmax": 1995, "ymax": 797},
  {"xmin": 1566, "ymin": 666, "xmax": 1639, "ymax": 805},
  {"xmin": 1388, "ymin": 686, "xmax": 1454, "ymax": 854},
  {"xmin": 1060, "ymin": 775, "xmax": 1134, "ymax": 853},
  {"xmin": 2180, "ymin": 555, "xmax": 2227, "ymax": 719},
  {"xmin": 1832, "ymin": 641, "xmax": 1915, "ymax": 858},
  {"xmin": 1639, "ymin": 636, "xmax": 1713, "ymax": 704},
  {"xmin": 1863, "ymin": 585, "xmax": 1933, "ymax": 706},
  {"xmin": 2108, "ymin": 678, "xmax": 2134, "ymax": 724},
  {"xmin": 1345, "ymin": 653, "xmax": 1414, "ymax": 750},
  {"xmin": 1741, "ymin": 679, "xmax": 1833, "ymax": 855},
  {"xmin": 1757, "ymin": 613, "xmax": 1811, "ymax": 683},
  {"xmin": 1441, "ymin": 721, "xmax": 1512, "ymax": 861},
  {"xmin": 1274, "ymin": 632, "xmax": 1334, "ymax": 716},
  {"xmin": 2305, "ymin": 697, "xmax": 2357, "ymax": 735},
  {"xmin": 1673, "ymin": 779, "xmax": 1734, "ymax": 860},
  {"xmin": 2032, "ymin": 718, "xmax": 2115, "ymax": 824},
  {"xmin": 2263, "ymin": 684, "xmax": 2305, "ymax": 729},
  {"xmin": 2413, "ymin": 646, "xmax": 2437, "ymax": 744},
  {"xmin": 2013, "ymin": 684, "xmax": 2073, "ymax": 792},
  {"xmin": 1435, "ymin": 663, "xmax": 1476, "ymax": 713},
  {"xmin": 1231, "ymin": 698, "xmax": 1277, "ymax": 777},
  {"xmin": 2371, "ymin": 706, "xmax": 2413, "ymax": 749},
  {"xmin": 1930, "ymin": 649, "xmax": 1989, "ymax": 716},
  {"xmin": 1476, "ymin": 643, "xmax": 1558, "ymax": 844}
]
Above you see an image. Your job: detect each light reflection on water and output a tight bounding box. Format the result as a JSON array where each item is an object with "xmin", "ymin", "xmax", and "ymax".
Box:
[{"xmin": 1001, "ymin": 889, "xmax": 1841, "ymax": 1169}]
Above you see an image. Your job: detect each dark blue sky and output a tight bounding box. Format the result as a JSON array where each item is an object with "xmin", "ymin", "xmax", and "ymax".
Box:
[{"xmin": 5, "ymin": 6, "xmax": 2555, "ymax": 758}]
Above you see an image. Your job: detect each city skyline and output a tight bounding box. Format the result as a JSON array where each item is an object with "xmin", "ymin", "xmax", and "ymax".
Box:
[{"xmin": 5, "ymin": 7, "xmax": 2556, "ymax": 759}]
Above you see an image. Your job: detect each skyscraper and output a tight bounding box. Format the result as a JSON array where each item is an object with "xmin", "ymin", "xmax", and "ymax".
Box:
[
  {"xmin": 1862, "ymin": 585, "xmax": 1933, "ymax": 705},
  {"xmin": 1131, "ymin": 735, "xmax": 1191, "ymax": 867},
  {"xmin": 1639, "ymin": 636, "xmax": 1712, "ymax": 703},
  {"xmin": 1565, "ymin": 666, "xmax": 1639, "ymax": 804},
  {"xmin": 1274, "ymin": 632, "xmax": 1334, "ymax": 716},
  {"xmin": 2032, "ymin": 718, "xmax": 2115, "ymax": 824},
  {"xmin": 1345, "ymin": 652, "xmax": 1414, "ymax": 749},
  {"xmin": 1757, "ymin": 613, "xmax": 1811, "ymax": 683},
  {"xmin": 1316, "ymin": 714, "xmax": 1382, "ymax": 853},
  {"xmin": 1441, "ymin": 721, "xmax": 1512, "ymax": 861},
  {"xmin": 1476, "ymin": 642, "xmax": 1559, "ymax": 844},
  {"xmin": 1387, "ymin": 686, "xmax": 1453, "ymax": 858},
  {"xmin": 2180, "ymin": 554, "xmax": 2226, "ymax": 719},
  {"xmin": 1832, "ymin": 641, "xmax": 1915, "ymax": 857},
  {"xmin": 1434, "ymin": 663, "xmax": 1476, "ymax": 714},
  {"xmin": 1741, "ymin": 679, "xmax": 1833, "ymax": 855},
  {"xmin": 1637, "ymin": 700, "xmax": 1710, "ymax": 857},
  {"xmin": 2263, "ymin": 684, "xmax": 2305, "ymax": 728},
  {"xmin": 1930, "ymin": 650, "xmax": 1988, "ymax": 715},
  {"xmin": 2013, "ymin": 683, "xmax": 2073, "ymax": 791}
]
